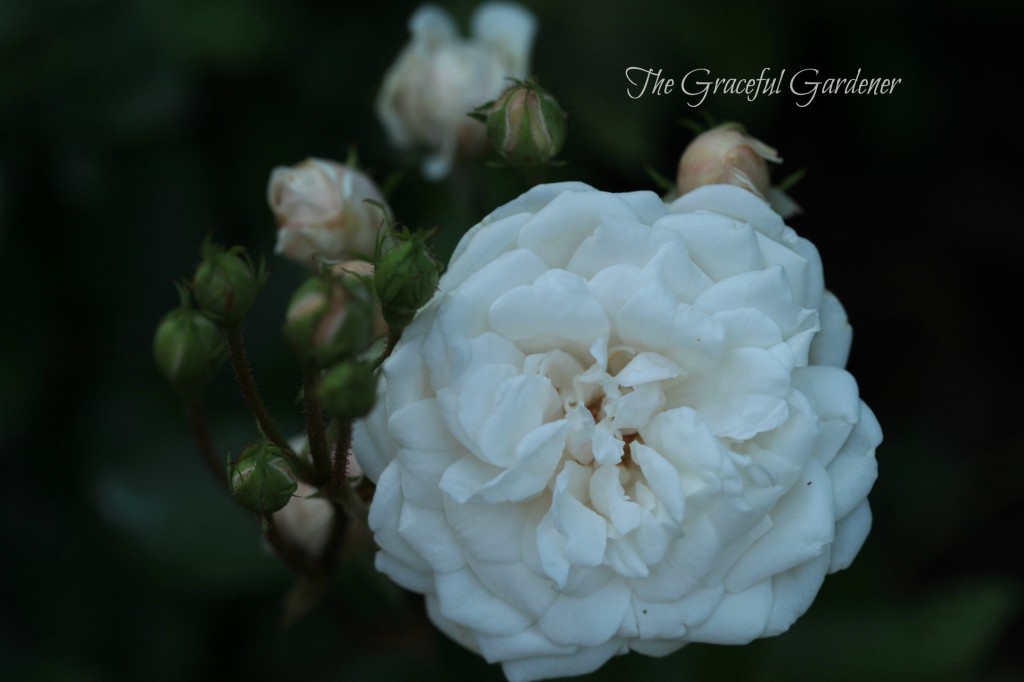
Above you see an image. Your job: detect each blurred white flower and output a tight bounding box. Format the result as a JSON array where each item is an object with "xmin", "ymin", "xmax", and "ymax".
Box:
[
  {"xmin": 272, "ymin": 482, "xmax": 334, "ymax": 557},
  {"xmin": 355, "ymin": 183, "xmax": 880, "ymax": 681},
  {"xmin": 377, "ymin": 3, "xmax": 536, "ymax": 180},
  {"xmin": 268, "ymin": 158, "xmax": 387, "ymax": 266}
]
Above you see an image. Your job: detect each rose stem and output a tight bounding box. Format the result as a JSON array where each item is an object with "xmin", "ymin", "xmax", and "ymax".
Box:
[
  {"xmin": 302, "ymin": 366, "xmax": 332, "ymax": 485},
  {"xmin": 185, "ymin": 402, "xmax": 227, "ymax": 491}
]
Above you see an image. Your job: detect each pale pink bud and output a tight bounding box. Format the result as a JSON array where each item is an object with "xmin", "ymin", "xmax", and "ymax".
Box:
[
  {"xmin": 676, "ymin": 124, "xmax": 781, "ymax": 198},
  {"xmin": 268, "ymin": 158, "xmax": 387, "ymax": 267},
  {"xmin": 329, "ymin": 260, "xmax": 388, "ymax": 340}
]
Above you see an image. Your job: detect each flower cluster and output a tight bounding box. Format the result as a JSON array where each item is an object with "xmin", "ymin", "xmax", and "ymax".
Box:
[
  {"xmin": 155, "ymin": 3, "xmax": 881, "ymax": 680},
  {"xmin": 355, "ymin": 183, "xmax": 880, "ymax": 681}
]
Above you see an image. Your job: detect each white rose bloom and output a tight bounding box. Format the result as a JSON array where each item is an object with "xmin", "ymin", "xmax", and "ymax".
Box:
[
  {"xmin": 354, "ymin": 183, "xmax": 881, "ymax": 681},
  {"xmin": 377, "ymin": 3, "xmax": 536, "ymax": 180}
]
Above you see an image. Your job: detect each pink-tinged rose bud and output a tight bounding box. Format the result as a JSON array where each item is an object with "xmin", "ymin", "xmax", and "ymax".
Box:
[
  {"xmin": 283, "ymin": 273, "xmax": 375, "ymax": 367},
  {"xmin": 268, "ymin": 158, "xmax": 387, "ymax": 267},
  {"xmin": 483, "ymin": 80, "xmax": 566, "ymax": 169},
  {"xmin": 377, "ymin": 3, "xmax": 536, "ymax": 180},
  {"xmin": 676, "ymin": 123, "xmax": 781, "ymax": 198}
]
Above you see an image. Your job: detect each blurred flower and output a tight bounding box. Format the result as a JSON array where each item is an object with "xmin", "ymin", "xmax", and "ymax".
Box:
[
  {"xmin": 355, "ymin": 183, "xmax": 880, "ymax": 681},
  {"xmin": 268, "ymin": 158, "xmax": 387, "ymax": 266},
  {"xmin": 377, "ymin": 3, "xmax": 536, "ymax": 180},
  {"xmin": 676, "ymin": 123, "xmax": 781, "ymax": 198},
  {"xmin": 272, "ymin": 482, "xmax": 334, "ymax": 557}
]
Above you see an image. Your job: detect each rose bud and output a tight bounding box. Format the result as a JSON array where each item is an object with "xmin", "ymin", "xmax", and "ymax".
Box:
[
  {"xmin": 374, "ymin": 234, "xmax": 440, "ymax": 331},
  {"xmin": 329, "ymin": 260, "xmax": 388, "ymax": 340},
  {"xmin": 153, "ymin": 290, "xmax": 226, "ymax": 403},
  {"xmin": 377, "ymin": 3, "xmax": 536, "ymax": 180},
  {"xmin": 283, "ymin": 273, "xmax": 375, "ymax": 366},
  {"xmin": 268, "ymin": 158, "xmax": 388, "ymax": 267},
  {"xmin": 228, "ymin": 440, "xmax": 297, "ymax": 514},
  {"xmin": 481, "ymin": 79, "xmax": 566, "ymax": 169},
  {"xmin": 318, "ymin": 359, "xmax": 377, "ymax": 421},
  {"xmin": 192, "ymin": 240, "xmax": 265, "ymax": 325},
  {"xmin": 676, "ymin": 122, "xmax": 782, "ymax": 198}
]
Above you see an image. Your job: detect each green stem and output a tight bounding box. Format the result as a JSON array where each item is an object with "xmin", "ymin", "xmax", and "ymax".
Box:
[
  {"xmin": 371, "ymin": 330, "xmax": 400, "ymax": 370},
  {"xmin": 185, "ymin": 402, "xmax": 227, "ymax": 491},
  {"xmin": 330, "ymin": 418, "xmax": 353, "ymax": 493},
  {"xmin": 302, "ymin": 367, "xmax": 331, "ymax": 484},
  {"xmin": 318, "ymin": 501, "xmax": 349, "ymax": 571},
  {"xmin": 223, "ymin": 324, "xmax": 288, "ymax": 449}
]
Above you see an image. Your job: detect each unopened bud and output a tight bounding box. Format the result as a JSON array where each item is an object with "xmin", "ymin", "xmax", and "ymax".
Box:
[
  {"xmin": 482, "ymin": 80, "xmax": 566, "ymax": 168},
  {"xmin": 676, "ymin": 123, "xmax": 781, "ymax": 198},
  {"xmin": 319, "ymin": 360, "xmax": 377, "ymax": 420},
  {"xmin": 153, "ymin": 289, "xmax": 226, "ymax": 403},
  {"xmin": 374, "ymin": 236, "xmax": 440, "ymax": 331},
  {"xmin": 268, "ymin": 158, "xmax": 388, "ymax": 267},
  {"xmin": 228, "ymin": 440, "xmax": 297, "ymax": 514},
  {"xmin": 284, "ymin": 274, "xmax": 374, "ymax": 366},
  {"xmin": 329, "ymin": 260, "xmax": 388, "ymax": 340},
  {"xmin": 192, "ymin": 240, "xmax": 265, "ymax": 324}
]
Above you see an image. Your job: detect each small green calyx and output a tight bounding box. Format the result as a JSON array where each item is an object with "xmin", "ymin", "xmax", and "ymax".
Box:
[
  {"xmin": 153, "ymin": 285, "xmax": 227, "ymax": 402},
  {"xmin": 479, "ymin": 79, "xmax": 567, "ymax": 169},
  {"xmin": 228, "ymin": 440, "xmax": 298, "ymax": 514},
  {"xmin": 374, "ymin": 233, "xmax": 439, "ymax": 331},
  {"xmin": 283, "ymin": 273, "xmax": 375, "ymax": 367},
  {"xmin": 192, "ymin": 239, "xmax": 266, "ymax": 324},
  {"xmin": 319, "ymin": 360, "xmax": 377, "ymax": 420}
]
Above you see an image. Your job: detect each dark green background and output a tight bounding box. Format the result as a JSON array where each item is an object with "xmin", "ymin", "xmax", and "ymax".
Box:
[{"xmin": 2, "ymin": 0, "xmax": 1021, "ymax": 680}]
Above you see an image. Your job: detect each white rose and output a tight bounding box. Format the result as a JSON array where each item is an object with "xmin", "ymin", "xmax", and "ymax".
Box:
[
  {"xmin": 354, "ymin": 183, "xmax": 881, "ymax": 681},
  {"xmin": 268, "ymin": 158, "xmax": 387, "ymax": 266},
  {"xmin": 377, "ymin": 3, "xmax": 536, "ymax": 180}
]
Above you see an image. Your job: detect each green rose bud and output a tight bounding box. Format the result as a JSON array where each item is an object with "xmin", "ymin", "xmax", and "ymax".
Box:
[
  {"xmin": 192, "ymin": 240, "xmax": 265, "ymax": 324},
  {"xmin": 318, "ymin": 360, "xmax": 377, "ymax": 420},
  {"xmin": 228, "ymin": 440, "xmax": 297, "ymax": 514},
  {"xmin": 374, "ymin": 235, "xmax": 439, "ymax": 331},
  {"xmin": 482, "ymin": 80, "xmax": 566, "ymax": 169},
  {"xmin": 284, "ymin": 274, "xmax": 374, "ymax": 366},
  {"xmin": 153, "ymin": 286, "xmax": 226, "ymax": 403}
]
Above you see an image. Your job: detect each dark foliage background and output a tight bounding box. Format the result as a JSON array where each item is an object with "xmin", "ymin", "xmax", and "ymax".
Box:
[{"xmin": 2, "ymin": 0, "xmax": 1021, "ymax": 680}]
